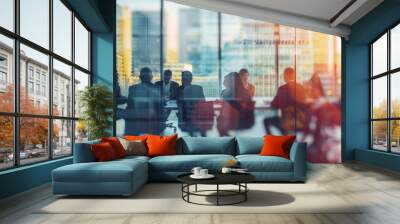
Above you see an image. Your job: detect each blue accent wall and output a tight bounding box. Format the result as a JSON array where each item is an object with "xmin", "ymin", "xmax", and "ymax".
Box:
[
  {"xmin": 0, "ymin": 158, "xmax": 72, "ymax": 199},
  {"xmin": 344, "ymin": 0, "xmax": 400, "ymax": 170}
]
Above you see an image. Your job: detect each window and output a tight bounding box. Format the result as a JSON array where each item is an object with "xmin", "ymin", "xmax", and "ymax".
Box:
[
  {"xmin": 20, "ymin": 0, "xmax": 49, "ymax": 48},
  {"xmin": 0, "ymin": 1, "xmax": 91, "ymax": 170},
  {"xmin": 370, "ymin": 23, "xmax": 400, "ymax": 153},
  {"xmin": 0, "ymin": 0, "xmax": 14, "ymax": 31},
  {"xmin": 0, "ymin": 34, "xmax": 14, "ymax": 113},
  {"xmin": 53, "ymin": 0, "xmax": 72, "ymax": 60},
  {"xmin": 74, "ymin": 18, "xmax": 90, "ymax": 70}
]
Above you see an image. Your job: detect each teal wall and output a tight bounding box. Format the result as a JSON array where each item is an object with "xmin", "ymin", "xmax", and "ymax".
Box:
[
  {"xmin": 344, "ymin": 0, "xmax": 400, "ymax": 170},
  {"xmin": 0, "ymin": 158, "xmax": 72, "ymax": 199}
]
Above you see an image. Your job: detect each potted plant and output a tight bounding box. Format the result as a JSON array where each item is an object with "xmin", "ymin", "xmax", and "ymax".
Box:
[{"xmin": 79, "ymin": 84, "xmax": 113, "ymax": 140}]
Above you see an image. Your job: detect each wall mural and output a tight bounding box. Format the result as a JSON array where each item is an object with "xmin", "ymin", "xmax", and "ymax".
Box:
[{"xmin": 116, "ymin": 0, "xmax": 342, "ymax": 163}]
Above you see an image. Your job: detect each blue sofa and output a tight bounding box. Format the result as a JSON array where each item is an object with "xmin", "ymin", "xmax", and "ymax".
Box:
[{"xmin": 52, "ymin": 137, "xmax": 307, "ymax": 196}]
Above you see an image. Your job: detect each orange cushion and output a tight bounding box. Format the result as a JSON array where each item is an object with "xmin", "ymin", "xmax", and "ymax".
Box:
[
  {"xmin": 146, "ymin": 134, "xmax": 177, "ymax": 157},
  {"xmin": 91, "ymin": 142, "xmax": 117, "ymax": 162},
  {"xmin": 101, "ymin": 137, "xmax": 127, "ymax": 158},
  {"xmin": 260, "ymin": 135, "xmax": 296, "ymax": 159},
  {"xmin": 124, "ymin": 135, "xmax": 148, "ymax": 142}
]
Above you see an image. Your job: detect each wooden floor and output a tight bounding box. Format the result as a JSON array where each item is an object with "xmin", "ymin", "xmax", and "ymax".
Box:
[{"xmin": 1, "ymin": 162, "xmax": 400, "ymax": 224}]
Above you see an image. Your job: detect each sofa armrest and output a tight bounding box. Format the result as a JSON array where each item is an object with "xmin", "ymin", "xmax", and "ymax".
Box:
[
  {"xmin": 289, "ymin": 142, "xmax": 307, "ymax": 181},
  {"xmin": 73, "ymin": 140, "xmax": 100, "ymax": 163}
]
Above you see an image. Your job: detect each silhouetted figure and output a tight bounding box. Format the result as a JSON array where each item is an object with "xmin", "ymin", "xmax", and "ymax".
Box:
[
  {"xmin": 155, "ymin": 69, "xmax": 179, "ymax": 101},
  {"xmin": 302, "ymin": 73, "xmax": 341, "ymax": 163},
  {"xmin": 264, "ymin": 67, "xmax": 306, "ymax": 135},
  {"xmin": 125, "ymin": 67, "xmax": 162, "ymax": 135},
  {"xmin": 239, "ymin": 68, "xmax": 256, "ymax": 97},
  {"xmin": 177, "ymin": 71, "xmax": 207, "ymax": 136},
  {"xmin": 217, "ymin": 72, "xmax": 255, "ymax": 136}
]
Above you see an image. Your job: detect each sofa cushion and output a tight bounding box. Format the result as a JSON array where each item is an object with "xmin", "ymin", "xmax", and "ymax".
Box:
[
  {"xmin": 147, "ymin": 134, "xmax": 178, "ymax": 157},
  {"xmin": 53, "ymin": 158, "xmax": 147, "ymax": 183},
  {"xmin": 149, "ymin": 154, "xmax": 235, "ymax": 172},
  {"xmin": 91, "ymin": 142, "xmax": 118, "ymax": 161},
  {"xmin": 73, "ymin": 139, "xmax": 100, "ymax": 163},
  {"xmin": 236, "ymin": 137, "xmax": 263, "ymax": 155},
  {"xmin": 180, "ymin": 137, "xmax": 235, "ymax": 155},
  {"xmin": 236, "ymin": 155, "xmax": 293, "ymax": 172}
]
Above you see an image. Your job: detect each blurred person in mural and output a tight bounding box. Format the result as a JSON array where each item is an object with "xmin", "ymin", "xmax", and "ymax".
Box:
[
  {"xmin": 155, "ymin": 69, "xmax": 179, "ymax": 102},
  {"xmin": 125, "ymin": 67, "xmax": 163, "ymax": 135},
  {"xmin": 239, "ymin": 68, "xmax": 256, "ymax": 97},
  {"xmin": 264, "ymin": 67, "xmax": 307, "ymax": 135},
  {"xmin": 301, "ymin": 73, "xmax": 341, "ymax": 163},
  {"xmin": 177, "ymin": 71, "xmax": 208, "ymax": 136},
  {"xmin": 217, "ymin": 72, "xmax": 255, "ymax": 136}
]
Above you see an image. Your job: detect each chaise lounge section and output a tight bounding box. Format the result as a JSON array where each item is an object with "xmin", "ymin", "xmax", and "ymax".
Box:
[{"xmin": 52, "ymin": 136, "xmax": 307, "ymax": 196}]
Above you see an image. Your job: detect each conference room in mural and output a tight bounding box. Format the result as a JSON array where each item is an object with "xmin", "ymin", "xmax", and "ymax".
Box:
[{"xmin": 115, "ymin": 0, "xmax": 342, "ymax": 163}]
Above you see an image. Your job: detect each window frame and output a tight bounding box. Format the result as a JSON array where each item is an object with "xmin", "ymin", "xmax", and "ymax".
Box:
[
  {"xmin": 0, "ymin": 0, "xmax": 92, "ymax": 171},
  {"xmin": 370, "ymin": 21, "xmax": 400, "ymax": 154}
]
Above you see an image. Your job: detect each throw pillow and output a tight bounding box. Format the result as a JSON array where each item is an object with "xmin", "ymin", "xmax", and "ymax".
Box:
[
  {"xmin": 101, "ymin": 137, "xmax": 127, "ymax": 158},
  {"xmin": 146, "ymin": 134, "xmax": 178, "ymax": 157},
  {"xmin": 91, "ymin": 142, "xmax": 117, "ymax": 162},
  {"xmin": 260, "ymin": 135, "xmax": 296, "ymax": 159},
  {"xmin": 124, "ymin": 135, "xmax": 148, "ymax": 142},
  {"xmin": 118, "ymin": 137, "xmax": 147, "ymax": 156}
]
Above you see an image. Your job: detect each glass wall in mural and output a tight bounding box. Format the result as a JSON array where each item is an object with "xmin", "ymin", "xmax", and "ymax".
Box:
[{"xmin": 116, "ymin": 0, "xmax": 342, "ymax": 163}]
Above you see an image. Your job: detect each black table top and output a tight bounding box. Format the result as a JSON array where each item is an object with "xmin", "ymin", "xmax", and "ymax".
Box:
[{"xmin": 177, "ymin": 172, "xmax": 255, "ymax": 185}]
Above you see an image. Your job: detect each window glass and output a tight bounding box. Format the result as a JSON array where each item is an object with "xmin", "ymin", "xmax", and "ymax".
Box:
[
  {"xmin": 75, "ymin": 120, "xmax": 88, "ymax": 143},
  {"xmin": 53, "ymin": 0, "xmax": 72, "ymax": 60},
  {"xmin": 20, "ymin": 44, "xmax": 49, "ymax": 115},
  {"xmin": 0, "ymin": 116, "xmax": 13, "ymax": 170},
  {"xmin": 372, "ymin": 34, "xmax": 387, "ymax": 76},
  {"xmin": 372, "ymin": 77, "xmax": 387, "ymax": 119},
  {"xmin": 391, "ymin": 72, "xmax": 400, "ymax": 118},
  {"xmin": 74, "ymin": 69, "xmax": 89, "ymax": 118},
  {"xmin": 0, "ymin": 35, "xmax": 14, "ymax": 112},
  {"xmin": 391, "ymin": 120, "xmax": 400, "ymax": 153},
  {"xmin": 391, "ymin": 24, "xmax": 400, "ymax": 70},
  {"xmin": 20, "ymin": 0, "xmax": 49, "ymax": 49},
  {"xmin": 0, "ymin": 0, "xmax": 14, "ymax": 31},
  {"xmin": 74, "ymin": 18, "xmax": 89, "ymax": 69},
  {"xmin": 19, "ymin": 117, "xmax": 49, "ymax": 165},
  {"xmin": 53, "ymin": 59, "xmax": 72, "ymax": 117},
  {"xmin": 53, "ymin": 119, "xmax": 72, "ymax": 157},
  {"xmin": 372, "ymin": 121, "xmax": 388, "ymax": 151}
]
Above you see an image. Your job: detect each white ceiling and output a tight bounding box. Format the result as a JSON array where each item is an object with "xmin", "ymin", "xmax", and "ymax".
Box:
[
  {"xmin": 169, "ymin": 0, "xmax": 384, "ymax": 37},
  {"xmin": 225, "ymin": 0, "xmax": 353, "ymax": 24}
]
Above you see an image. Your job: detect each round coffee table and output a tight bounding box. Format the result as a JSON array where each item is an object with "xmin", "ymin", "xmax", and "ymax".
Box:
[{"xmin": 177, "ymin": 173, "xmax": 255, "ymax": 206}]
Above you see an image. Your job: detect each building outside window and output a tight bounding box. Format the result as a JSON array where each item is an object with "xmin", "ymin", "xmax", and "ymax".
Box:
[{"xmin": 0, "ymin": 0, "xmax": 92, "ymax": 170}]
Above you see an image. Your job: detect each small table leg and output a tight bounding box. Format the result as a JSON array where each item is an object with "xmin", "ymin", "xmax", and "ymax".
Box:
[
  {"xmin": 195, "ymin": 184, "xmax": 198, "ymax": 192},
  {"xmin": 216, "ymin": 184, "xmax": 219, "ymax": 206}
]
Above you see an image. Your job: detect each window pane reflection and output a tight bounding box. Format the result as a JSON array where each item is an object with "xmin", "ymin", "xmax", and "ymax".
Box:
[
  {"xmin": 53, "ymin": 59, "xmax": 72, "ymax": 117},
  {"xmin": 20, "ymin": 117, "xmax": 49, "ymax": 165},
  {"xmin": 20, "ymin": 44, "xmax": 49, "ymax": 115},
  {"xmin": 53, "ymin": 119, "xmax": 72, "ymax": 157},
  {"xmin": 372, "ymin": 121, "xmax": 388, "ymax": 151},
  {"xmin": 53, "ymin": 0, "xmax": 72, "ymax": 60},
  {"xmin": 0, "ymin": 116, "xmax": 13, "ymax": 170},
  {"xmin": 20, "ymin": 0, "xmax": 49, "ymax": 48},
  {"xmin": 372, "ymin": 77, "xmax": 387, "ymax": 119},
  {"xmin": 372, "ymin": 34, "xmax": 387, "ymax": 76},
  {"xmin": 74, "ymin": 18, "xmax": 89, "ymax": 70},
  {"xmin": 0, "ymin": 0, "xmax": 14, "ymax": 31},
  {"xmin": 391, "ymin": 24, "xmax": 400, "ymax": 70},
  {"xmin": 0, "ymin": 35, "xmax": 14, "ymax": 113}
]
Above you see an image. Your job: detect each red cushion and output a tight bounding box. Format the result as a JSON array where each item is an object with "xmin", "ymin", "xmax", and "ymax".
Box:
[
  {"xmin": 91, "ymin": 142, "xmax": 117, "ymax": 162},
  {"xmin": 260, "ymin": 135, "xmax": 296, "ymax": 159},
  {"xmin": 146, "ymin": 134, "xmax": 177, "ymax": 157},
  {"xmin": 124, "ymin": 135, "xmax": 148, "ymax": 142},
  {"xmin": 101, "ymin": 137, "xmax": 127, "ymax": 158}
]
